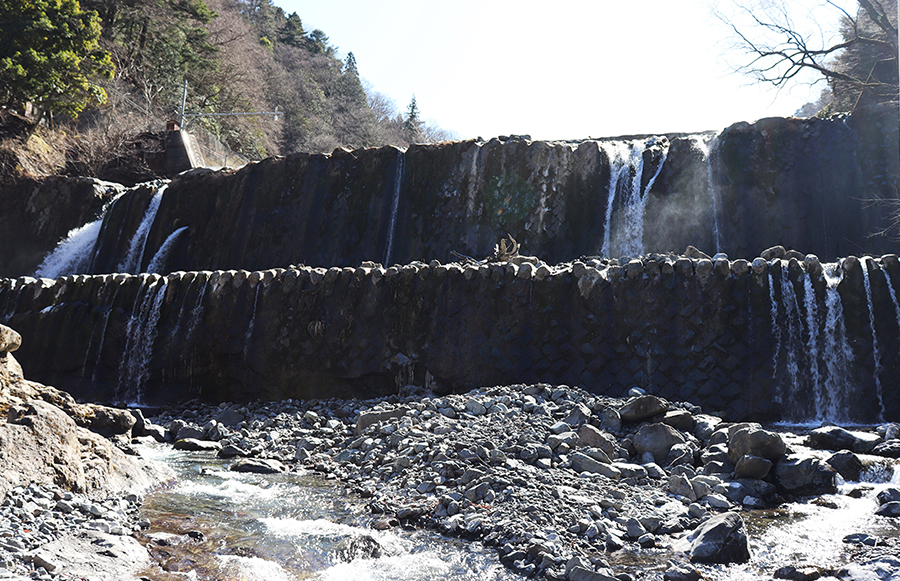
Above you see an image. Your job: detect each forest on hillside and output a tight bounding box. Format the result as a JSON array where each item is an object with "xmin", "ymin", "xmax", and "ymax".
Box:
[{"xmin": 3, "ymin": 0, "xmax": 452, "ymax": 176}]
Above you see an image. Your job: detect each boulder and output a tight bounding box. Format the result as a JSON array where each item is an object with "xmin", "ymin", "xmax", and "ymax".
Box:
[
  {"xmin": 0, "ymin": 324, "xmax": 21, "ymax": 355},
  {"xmin": 871, "ymin": 440, "xmax": 900, "ymax": 458},
  {"xmin": 619, "ymin": 395, "xmax": 668, "ymax": 422},
  {"xmin": 570, "ymin": 452, "xmax": 620, "ymax": 479},
  {"xmin": 826, "ymin": 451, "xmax": 863, "ymax": 482},
  {"xmin": 727, "ymin": 427, "xmax": 786, "ymax": 464},
  {"xmin": 734, "ymin": 455, "xmax": 773, "ymax": 479},
  {"xmin": 774, "ymin": 456, "xmax": 837, "ymax": 495},
  {"xmin": 875, "ymin": 501, "xmax": 900, "ymax": 517},
  {"xmin": 577, "ymin": 424, "xmax": 617, "ymax": 456},
  {"xmin": 231, "ymin": 458, "xmax": 286, "ymax": 474},
  {"xmin": 356, "ymin": 406, "xmax": 409, "ymax": 435},
  {"xmin": 681, "ymin": 512, "xmax": 750, "ymax": 564},
  {"xmin": 173, "ymin": 438, "xmax": 222, "ymax": 452},
  {"xmin": 663, "ymin": 410, "xmax": 695, "ymax": 432},
  {"xmin": 633, "ymin": 423, "xmax": 686, "ymax": 464},
  {"xmin": 876, "ymin": 487, "xmax": 900, "ymax": 505},
  {"xmin": 807, "ymin": 426, "xmax": 882, "ymax": 453},
  {"xmin": 335, "ymin": 534, "xmax": 383, "ymax": 562}
]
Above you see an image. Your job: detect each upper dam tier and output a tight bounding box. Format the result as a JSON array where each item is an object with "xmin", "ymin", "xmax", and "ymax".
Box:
[{"xmin": 1, "ymin": 104, "xmax": 897, "ymax": 279}]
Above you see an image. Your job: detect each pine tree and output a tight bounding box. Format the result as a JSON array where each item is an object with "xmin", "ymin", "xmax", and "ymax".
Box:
[
  {"xmin": 403, "ymin": 94, "xmax": 422, "ymax": 142},
  {"xmin": 343, "ymin": 52, "xmax": 358, "ymax": 76}
]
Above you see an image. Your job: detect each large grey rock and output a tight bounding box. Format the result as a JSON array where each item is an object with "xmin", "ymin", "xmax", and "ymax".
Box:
[
  {"xmin": 681, "ymin": 512, "xmax": 750, "ymax": 564},
  {"xmin": 827, "ymin": 451, "xmax": 863, "ymax": 482},
  {"xmin": 634, "ymin": 423, "xmax": 686, "ymax": 464},
  {"xmin": 734, "ymin": 455, "xmax": 772, "ymax": 479},
  {"xmin": 568, "ymin": 566, "xmax": 618, "ymax": 581},
  {"xmin": 173, "ymin": 438, "xmax": 222, "ymax": 452},
  {"xmin": 0, "ymin": 324, "xmax": 21, "ymax": 355},
  {"xmin": 230, "ymin": 458, "xmax": 286, "ymax": 474},
  {"xmin": 808, "ymin": 426, "xmax": 883, "ymax": 454},
  {"xmin": 619, "ymin": 395, "xmax": 668, "ymax": 422},
  {"xmin": 570, "ymin": 452, "xmax": 620, "ymax": 479},
  {"xmin": 356, "ymin": 407, "xmax": 409, "ymax": 435},
  {"xmin": 727, "ymin": 427, "xmax": 786, "ymax": 464},
  {"xmin": 774, "ymin": 456, "xmax": 837, "ymax": 495},
  {"xmin": 577, "ymin": 424, "xmax": 616, "ymax": 456}
]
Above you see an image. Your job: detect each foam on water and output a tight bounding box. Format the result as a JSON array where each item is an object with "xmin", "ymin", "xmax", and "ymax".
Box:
[
  {"xmin": 118, "ymin": 183, "xmax": 168, "ymax": 274},
  {"xmin": 147, "ymin": 226, "xmax": 188, "ymax": 273},
  {"xmin": 217, "ymin": 555, "xmax": 293, "ymax": 581}
]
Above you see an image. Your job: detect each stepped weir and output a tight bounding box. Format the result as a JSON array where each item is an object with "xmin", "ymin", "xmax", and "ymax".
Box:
[{"xmin": 1, "ymin": 107, "xmax": 898, "ymax": 422}]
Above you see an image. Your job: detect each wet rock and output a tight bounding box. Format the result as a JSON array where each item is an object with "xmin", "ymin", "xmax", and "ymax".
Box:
[
  {"xmin": 826, "ymin": 451, "xmax": 863, "ymax": 482},
  {"xmin": 870, "ymin": 440, "xmax": 900, "ymax": 458},
  {"xmin": 774, "ymin": 456, "xmax": 837, "ymax": 495},
  {"xmin": 773, "ymin": 565, "xmax": 824, "ymax": 580},
  {"xmin": 217, "ymin": 444, "xmax": 250, "ymax": 458},
  {"xmin": 807, "ymin": 426, "xmax": 882, "ymax": 454},
  {"xmin": 664, "ymin": 562, "xmax": 701, "ymax": 581},
  {"xmin": 619, "ymin": 395, "xmax": 668, "ymax": 422},
  {"xmin": 231, "ymin": 458, "xmax": 287, "ymax": 474},
  {"xmin": 680, "ymin": 512, "xmax": 750, "ymax": 564},
  {"xmin": 875, "ymin": 501, "xmax": 900, "ymax": 516},
  {"xmin": 335, "ymin": 534, "xmax": 383, "ymax": 561},
  {"xmin": 876, "ymin": 487, "xmax": 900, "ymax": 505},
  {"xmin": 633, "ymin": 423, "xmax": 686, "ymax": 464},
  {"xmin": 734, "ymin": 455, "xmax": 772, "ymax": 479},
  {"xmin": 173, "ymin": 438, "xmax": 222, "ymax": 452},
  {"xmin": 837, "ymin": 556, "xmax": 900, "ymax": 581}
]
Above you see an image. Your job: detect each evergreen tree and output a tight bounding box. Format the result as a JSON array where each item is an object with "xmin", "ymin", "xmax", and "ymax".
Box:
[
  {"xmin": 0, "ymin": 0, "xmax": 114, "ymax": 119},
  {"xmin": 343, "ymin": 52, "xmax": 358, "ymax": 76},
  {"xmin": 277, "ymin": 12, "xmax": 305, "ymax": 47},
  {"xmin": 403, "ymin": 94, "xmax": 422, "ymax": 142}
]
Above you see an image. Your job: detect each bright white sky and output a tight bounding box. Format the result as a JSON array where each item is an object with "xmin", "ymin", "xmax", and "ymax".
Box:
[{"xmin": 277, "ymin": 0, "xmax": 856, "ymax": 140}]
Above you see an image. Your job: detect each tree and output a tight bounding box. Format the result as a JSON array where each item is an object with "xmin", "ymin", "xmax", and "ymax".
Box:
[
  {"xmin": 0, "ymin": 0, "xmax": 114, "ymax": 119},
  {"xmin": 720, "ymin": 0, "xmax": 898, "ymax": 112},
  {"xmin": 404, "ymin": 94, "xmax": 422, "ymax": 142}
]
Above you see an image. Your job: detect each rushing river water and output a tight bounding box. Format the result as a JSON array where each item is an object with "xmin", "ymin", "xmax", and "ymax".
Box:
[
  {"xmin": 135, "ymin": 432, "xmax": 900, "ymax": 581},
  {"xmin": 136, "ymin": 445, "xmax": 523, "ymax": 580}
]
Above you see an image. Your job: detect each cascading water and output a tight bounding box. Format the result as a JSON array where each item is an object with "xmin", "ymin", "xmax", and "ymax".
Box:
[
  {"xmin": 118, "ymin": 183, "xmax": 168, "ymax": 274},
  {"xmin": 383, "ymin": 151, "xmax": 405, "ymax": 267},
  {"xmin": 118, "ymin": 277, "xmax": 167, "ymax": 405},
  {"xmin": 884, "ymin": 268, "xmax": 900, "ymax": 331},
  {"xmin": 82, "ymin": 285, "xmax": 121, "ymax": 382},
  {"xmin": 599, "ymin": 138, "xmax": 668, "ymax": 258},
  {"xmin": 801, "ymin": 274, "xmax": 821, "ymax": 407},
  {"xmin": 147, "ymin": 226, "xmax": 188, "ymax": 273},
  {"xmin": 861, "ymin": 258, "xmax": 886, "ymax": 420},
  {"xmin": 775, "ymin": 263, "xmax": 804, "ymax": 413},
  {"xmin": 33, "ymin": 191, "xmax": 126, "ymax": 278},
  {"xmin": 820, "ymin": 264, "xmax": 854, "ymax": 422}
]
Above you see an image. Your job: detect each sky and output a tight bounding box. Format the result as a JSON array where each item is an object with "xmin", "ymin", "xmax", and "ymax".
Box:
[{"xmin": 277, "ymin": 0, "xmax": 856, "ymax": 141}]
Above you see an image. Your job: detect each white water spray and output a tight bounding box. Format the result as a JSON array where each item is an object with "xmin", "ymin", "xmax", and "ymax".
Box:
[
  {"xmin": 778, "ymin": 264, "xmax": 803, "ymax": 412},
  {"xmin": 118, "ymin": 183, "xmax": 168, "ymax": 274},
  {"xmin": 34, "ymin": 191, "xmax": 126, "ymax": 278},
  {"xmin": 820, "ymin": 264, "xmax": 854, "ymax": 422}
]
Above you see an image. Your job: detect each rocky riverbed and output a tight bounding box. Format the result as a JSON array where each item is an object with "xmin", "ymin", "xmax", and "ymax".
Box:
[{"xmin": 137, "ymin": 383, "xmax": 900, "ymax": 581}]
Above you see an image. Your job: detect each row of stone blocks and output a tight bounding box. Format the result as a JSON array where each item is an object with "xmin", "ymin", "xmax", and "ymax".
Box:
[{"xmin": 1, "ymin": 251, "xmax": 898, "ymax": 421}]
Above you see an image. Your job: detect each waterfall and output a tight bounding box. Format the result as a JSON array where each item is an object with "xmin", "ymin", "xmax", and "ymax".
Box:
[
  {"xmin": 185, "ymin": 279, "xmax": 209, "ymax": 346},
  {"xmin": 147, "ymin": 226, "xmax": 188, "ymax": 273},
  {"xmin": 599, "ymin": 137, "xmax": 669, "ymax": 258},
  {"xmin": 820, "ymin": 264, "xmax": 853, "ymax": 422},
  {"xmin": 118, "ymin": 183, "xmax": 168, "ymax": 274},
  {"xmin": 777, "ymin": 264, "xmax": 804, "ymax": 413},
  {"xmin": 861, "ymin": 258, "xmax": 886, "ymax": 420},
  {"xmin": 600, "ymin": 141, "xmax": 632, "ymax": 258},
  {"xmin": 884, "ymin": 269, "xmax": 900, "ymax": 330},
  {"xmin": 118, "ymin": 277, "xmax": 167, "ymax": 405},
  {"xmin": 34, "ymin": 191, "xmax": 126, "ymax": 278},
  {"xmin": 383, "ymin": 151, "xmax": 405, "ymax": 267},
  {"xmin": 801, "ymin": 274, "xmax": 821, "ymax": 409}
]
